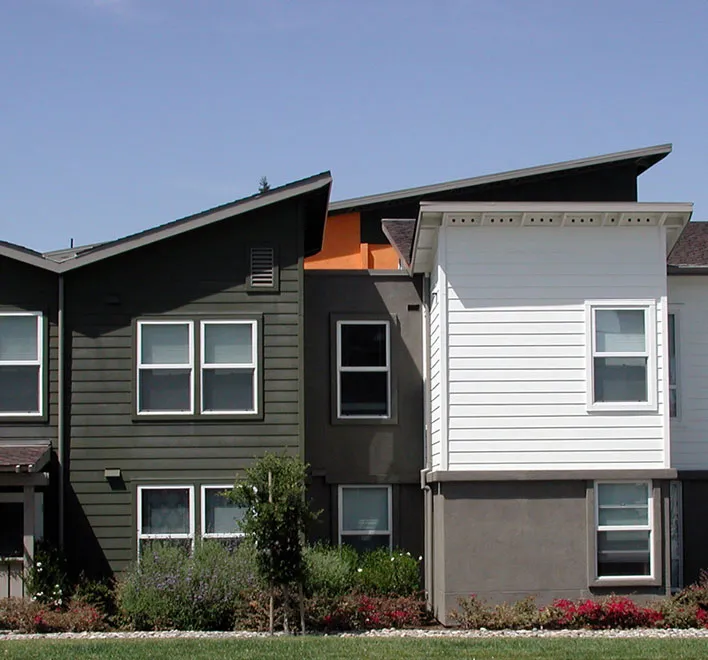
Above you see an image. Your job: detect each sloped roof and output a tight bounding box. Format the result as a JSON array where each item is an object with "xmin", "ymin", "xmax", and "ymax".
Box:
[
  {"xmin": 381, "ymin": 219, "xmax": 416, "ymax": 267},
  {"xmin": 0, "ymin": 444, "xmax": 51, "ymax": 473},
  {"xmin": 668, "ymin": 221, "xmax": 708, "ymax": 270},
  {"xmin": 1, "ymin": 172, "xmax": 332, "ymax": 273}
]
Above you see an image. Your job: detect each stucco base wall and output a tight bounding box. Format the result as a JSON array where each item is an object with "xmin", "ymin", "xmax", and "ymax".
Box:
[{"xmin": 431, "ymin": 480, "xmax": 669, "ymax": 625}]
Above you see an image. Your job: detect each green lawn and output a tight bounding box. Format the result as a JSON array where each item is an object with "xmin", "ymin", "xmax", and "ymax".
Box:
[{"xmin": 1, "ymin": 637, "xmax": 708, "ymax": 660}]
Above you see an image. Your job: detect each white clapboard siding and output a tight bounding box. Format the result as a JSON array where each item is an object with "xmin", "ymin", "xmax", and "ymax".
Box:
[
  {"xmin": 429, "ymin": 272, "xmax": 443, "ymax": 470},
  {"xmin": 441, "ymin": 225, "xmax": 667, "ymax": 471},
  {"xmin": 668, "ymin": 276, "xmax": 708, "ymax": 469}
]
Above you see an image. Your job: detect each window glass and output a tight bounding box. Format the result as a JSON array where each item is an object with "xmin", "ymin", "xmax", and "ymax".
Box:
[
  {"xmin": 669, "ymin": 314, "xmax": 678, "ymax": 417},
  {"xmin": 0, "ymin": 366, "xmax": 40, "ymax": 413},
  {"xmin": 139, "ymin": 369, "xmax": 191, "ymax": 412},
  {"xmin": 202, "ymin": 370, "xmax": 253, "ymax": 412},
  {"xmin": 595, "ymin": 310, "xmax": 645, "ymax": 353},
  {"xmin": 204, "ymin": 324, "xmax": 252, "ymax": 364},
  {"xmin": 598, "ymin": 530, "xmax": 651, "ymax": 577},
  {"xmin": 141, "ymin": 324, "xmax": 190, "ymax": 365},
  {"xmin": 340, "ymin": 324, "xmax": 387, "ymax": 367},
  {"xmin": 0, "ymin": 316, "xmax": 38, "ymax": 361},
  {"xmin": 342, "ymin": 488, "xmax": 389, "ymax": 532},
  {"xmin": 204, "ymin": 488, "xmax": 245, "ymax": 535},
  {"xmin": 141, "ymin": 488, "xmax": 190, "ymax": 536},
  {"xmin": 340, "ymin": 372, "xmax": 388, "ymax": 416},
  {"xmin": 593, "ymin": 357, "xmax": 647, "ymax": 403}
]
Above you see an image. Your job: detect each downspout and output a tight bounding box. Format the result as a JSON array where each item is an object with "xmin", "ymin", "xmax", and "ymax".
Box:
[
  {"xmin": 421, "ymin": 274, "xmax": 433, "ymax": 607},
  {"xmin": 57, "ymin": 274, "xmax": 65, "ymax": 549}
]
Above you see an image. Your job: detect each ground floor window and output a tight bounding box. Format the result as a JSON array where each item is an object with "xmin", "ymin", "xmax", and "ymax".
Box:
[
  {"xmin": 137, "ymin": 485, "xmax": 194, "ymax": 557},
  {"xmin": 338, "ymin": 485, "xmax": 391, "ymax": 552},
  {"xmin": 0, "ymin": 502, "xmax": 23, "ymax": 559},
  {"xmin": 595, "ymin": 481, "xmax": 652, "ymax": 579},
  {"xmin": 201, "ymin": 485, "xmax": 245, "ymax": 549}
]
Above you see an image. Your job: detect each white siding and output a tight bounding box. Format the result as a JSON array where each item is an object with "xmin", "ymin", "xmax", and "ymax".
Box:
[
  {"xmin": 430, "ymin": 259, "xmax": 443, "ymax": 470},
  {"xmin": 668, "ymin": 276, "xmax": 708, "ymax": 469},
  {"xmin": 441, "ymin": 226, "xmax": 668, "ymax": 471}
]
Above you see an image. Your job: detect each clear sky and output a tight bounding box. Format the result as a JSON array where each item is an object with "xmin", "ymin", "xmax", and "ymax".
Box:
[{"xmin": 1, "ymin": 0, "xmax": 706, "ymax": 252}]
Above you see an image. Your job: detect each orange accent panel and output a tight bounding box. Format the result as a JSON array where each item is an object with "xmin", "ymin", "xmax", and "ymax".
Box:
[
  {"xmin": 305, "ymin": 213, "xmax": 364, "ymax": 270},
  {"xmin": 369, "ymin": 244, "xmax": 400, "ymax": 269}
]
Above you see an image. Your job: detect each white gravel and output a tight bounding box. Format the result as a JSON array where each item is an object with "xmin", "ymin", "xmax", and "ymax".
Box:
[{"xmin": 1, "ymin": 628, "xmax": 708, "ymax": 641}]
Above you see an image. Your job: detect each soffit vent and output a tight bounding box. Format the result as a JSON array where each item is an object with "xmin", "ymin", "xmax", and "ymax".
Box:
[{"xmin": 250, "ymin": 247, "xmax": 275, "ymax": 288}]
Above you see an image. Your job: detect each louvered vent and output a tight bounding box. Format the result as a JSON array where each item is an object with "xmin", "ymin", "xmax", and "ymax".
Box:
[{"xmin": 250, "ymin": 247, "xmax": 275, "ymax": 288}]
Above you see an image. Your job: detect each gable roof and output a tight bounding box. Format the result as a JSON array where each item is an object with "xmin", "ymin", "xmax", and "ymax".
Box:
[
  {"xmin": 668, "ymin": 221, "xmax": 708, "ymax": 271},
  {"xmin": 330, "ymin": 144, "xmax": 671, "ymax": 215},
  {"xmin": 381, "ymin": 219, "xmax": 416, "ymax": 267},
  {"xmin": 3, "ymin": 172, "xmax": 332, "ymax": 273}
]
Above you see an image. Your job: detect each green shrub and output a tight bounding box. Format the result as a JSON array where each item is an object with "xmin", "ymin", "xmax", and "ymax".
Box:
[
  {"xmin": 303, "ymin": 544, "xmax": 357, "ymax": 597},
  {"xmin": 73, "ymin": 575, "xmax": 116, "ymax": 617},
  {"xmin": 116, "ymin": 539, "xmax": 261, "ymax": 630},
  {"xmin": 355, "ymin": 548, "xmax": 421, "ymax": 597},
  {"xmin": 24, "ymin": 541, "xmax": 71, "ymax": 607}
]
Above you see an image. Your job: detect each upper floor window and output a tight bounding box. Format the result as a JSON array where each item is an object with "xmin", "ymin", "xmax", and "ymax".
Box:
[
  {"xmin": 586, "ymin": 303, "xmax": 656, "ymax": 412},
  {"xmin": 336, "ymin": 321, "xmax": 390, "ymax": 418},
  {"xmin": 0, "ymin": 313, "xmax": 43, "ymax": 416},
  {"xmin": 136, "ymin": 318, "xmax": 258, "ymax": 417},
  {"xmin": 668, "ymin": 312, "xmax": 678, "ymax": 418}
]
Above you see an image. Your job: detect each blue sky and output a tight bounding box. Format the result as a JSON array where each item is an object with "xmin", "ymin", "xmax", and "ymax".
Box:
[{"xmin": 1, "ymin": 0, "xmax": 706, "ymax": 252}]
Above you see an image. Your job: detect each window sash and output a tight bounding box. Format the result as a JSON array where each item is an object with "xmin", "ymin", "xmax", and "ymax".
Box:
[
  {"xmin": 0, "ymin": 313, "xmax": 43, "ymax": 417},
  {"xmin": 137, "ymin": 486, "xmax": 195, "ymax": 558},
  {"xmin": 668, "ymin": 312, "xmax": 678, "ymax": 418},
  {"xmin": 595, "ymin": 481, "xmax": 653, "ymax": 580},
  {"xmin": 338, "ymin": 486, "xmax": 392, "ymax": 547},
  {"xmin": 201, "ymin": 485, "xmax": 245, "ymax": 539},
  {"xmin": 137, "ymin": 321, "xmax": 194, "ymax": 415},
  {"xmin": 200, "ymin": 321, "xmax": 258, "ymax": 414},
  {"xmin": 336, "ymin": 321, "xmax": 391, "ymax": 418}
]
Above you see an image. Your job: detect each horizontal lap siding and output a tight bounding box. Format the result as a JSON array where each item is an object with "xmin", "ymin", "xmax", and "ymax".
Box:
[
  {"xmin": 444, "ymin": 226, "xmax": 667, "ymax": 471},
  {"xmin": 668, "ymin": 277, "xmax": 708, "ymax": 469},
  {"xmin": 66, "ymin": 201, "xmax": 304, "ymax": 572}
]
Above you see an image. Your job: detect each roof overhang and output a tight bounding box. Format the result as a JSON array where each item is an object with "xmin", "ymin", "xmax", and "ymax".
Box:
[
  {"xmin": 0, "ymin": 443, "xmax": 51, "ymax": 473},
  {"xmin": 411, "ymin": 202, "xmax": 694, "ymax": 273},
  {"xmin": 330, "ymin": 143, "xmax": 672, "ymax": 214}
]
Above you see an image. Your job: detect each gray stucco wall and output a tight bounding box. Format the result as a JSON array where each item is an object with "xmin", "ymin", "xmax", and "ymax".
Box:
[
  {"xmin": 63, "ymin": 198, "xmax": 308, "ymax": 576},
  {"xmin": 432, "ymin": 480, "xmax": 669, "ymax": 625}
]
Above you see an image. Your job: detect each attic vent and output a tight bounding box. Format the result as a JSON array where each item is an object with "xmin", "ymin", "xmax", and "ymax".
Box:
[{"xmin": 250, "ymin": 247, "xmax": 276, "ymax": 288}]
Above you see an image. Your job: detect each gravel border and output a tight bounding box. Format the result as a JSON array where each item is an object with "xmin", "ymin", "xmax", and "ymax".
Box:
[{"xmin": 2, "ymin": 628, "xmax": 708, "ymax": 641}]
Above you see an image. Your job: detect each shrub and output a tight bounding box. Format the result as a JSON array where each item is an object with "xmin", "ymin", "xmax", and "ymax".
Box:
[
  {"xmin": 24, "ymin": 542, "xmax": 71, "ymax": 607},
  {"xmin": 354, "ymin": 548, "xmax": 421, "ymax": 597},
  {"xmin": 303, "ymin": 544, "xmax": 357, "ymax": 597},
  {"xmin": 308, "ymin": 594, "xmax": 427, "ymax": 631},
  {"xmin": 116, "ymin": 539, "xmax": 261, "ymax": 630},
  {"xmin": 73, "ymin": 575, "xmax": 116, "ymax": 617},
  {"xmin": 0, "ymin": 598, "xmax": 106, "ymax": 633}
]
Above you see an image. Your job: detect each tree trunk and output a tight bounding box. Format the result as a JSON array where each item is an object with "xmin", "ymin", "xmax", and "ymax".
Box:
[
  {"xmin": 269, "ymin": 584, "xmax": 274, "ymax": 635},
  {"xmin": 283, "ymin": 584, "xmax": 290, "ymax": 634},
  {"xmin": 299, "ymin": 582, "xmax": 306, "ymax": 634}
]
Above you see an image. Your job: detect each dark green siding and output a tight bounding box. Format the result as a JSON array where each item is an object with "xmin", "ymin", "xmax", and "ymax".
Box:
[{"xmin": 65, "ymin": 200, "xmax": 305, "ymax": 574}]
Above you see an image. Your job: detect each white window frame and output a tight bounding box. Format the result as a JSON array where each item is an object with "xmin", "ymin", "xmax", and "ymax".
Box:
[
  {"xmin": 338, "ymin": 485, "xmax": 392, "ymax": 550},
  {"xmin": 336, "ymin": 320, "xmax": 391, "ymax": 419},
  {"xmin": 199, "ymin": 320, "xmax": 258, "ymax": 415},
  {"xmin": 136, "ymin": 320, "xmax": 194, "ymax": 416},
  {"xmin": 668, "ymin": 309, "xmax": 679, "ymax": 420},
  {"xmin": 137, "ymin": 485, "xmax": 195, "ymax": 558},
  {"xmin": 0, "ymin": 312, "xmax": 43, "ymax": 417},
  {"xmin": 594, "ymin": 480, "xmax": 654, "ymax": 582},
  {"xmin": 585, "ymin": 301, "xmax": 657, "ymax": 412},
  {"xmin": 200, "ymin": 484, "xmax": 245, "ymax": 540}
]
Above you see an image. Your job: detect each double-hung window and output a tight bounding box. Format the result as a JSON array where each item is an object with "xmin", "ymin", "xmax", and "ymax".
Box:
[
  {"xmin": 201, "ymin": 485, "xmax": 246, "ymax": 547},
  {"xmin": 595, "ymin": 481, "xmax": 653, "ymax": 580},
  {"xmin": 137, "ymin": 321, "xmax": 194, "ymax": 414},
  {"xmin": 336, "ymin": 321, "xmax": 390, "ymax": 418},
  {"xmin": 201, "ymin": 321, "xmax": 257, "ymax": 414},
  {"xmin": 0, "ymin": 313, "xmax": 43, "ymax": 416},
  {"xmin": 137, "ymin": 485, "xmax": 194, "ymax": 557},
  {"xmin": 339, "ymin": 485, "xmax": 392, "ymax": 552},
  {"xmin": 668, "ymin": 312, "xmax": 678, "ymax": 418},
  {"xmin": 587, "ymin": 303, "xmax": 656, "ymax": 411}
]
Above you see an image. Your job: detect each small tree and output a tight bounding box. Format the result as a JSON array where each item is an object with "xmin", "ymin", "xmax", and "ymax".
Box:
[
  {"xmin": 258, "ymin": 176, "xmax": 271, "ymax": 193},
  {"xmin": 230, "ymin": 453, "xmax": 317, "ymax": 633}
]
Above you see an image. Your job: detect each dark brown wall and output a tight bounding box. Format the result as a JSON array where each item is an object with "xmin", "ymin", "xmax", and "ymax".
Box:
[
  {"xmin": 64, "ymin": 198, "xmax": 307, "ymax": 575},
  {"xmin": 681, "ymin": 479, "xmax": 708, "ymax": 584}
]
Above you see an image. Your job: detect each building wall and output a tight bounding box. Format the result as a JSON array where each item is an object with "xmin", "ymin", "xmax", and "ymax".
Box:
[
  {"xmin": 64, "ymin": 199, "xmax": 307, "ymax": 575},
  {"xmin": 681, "ymin": 478, "xmax": 708, "ymax": 584},
  {"xmin": 667, "ymin": 276, "xmax": 708, "ymax": 469},
  {"xmin": 430, "ymin": 261, "xmax": 443, "ymax": 470},
  {"xmin": 434, "ymin": 225, "xmax": 669, "ymax": 471},
  {"xmin": 304, "ymin": 271, "xmax": 424, "ymax": 552}
]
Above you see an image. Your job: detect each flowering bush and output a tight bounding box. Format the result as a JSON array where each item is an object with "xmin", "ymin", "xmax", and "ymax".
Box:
[
  {"xmin": 24, "ymin": 542, "xmax": 70, "ymax": 608},
  {"xmin": 308, "ymin": 594, "xmax": 427, "ymax": 631},
  {"xmin": 354, "ymin": 548, "xmax": 421, "ymax": 597},
  {"xmin": 0, "ymin": 598, "xmax": 106, "ymax": 633}
]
